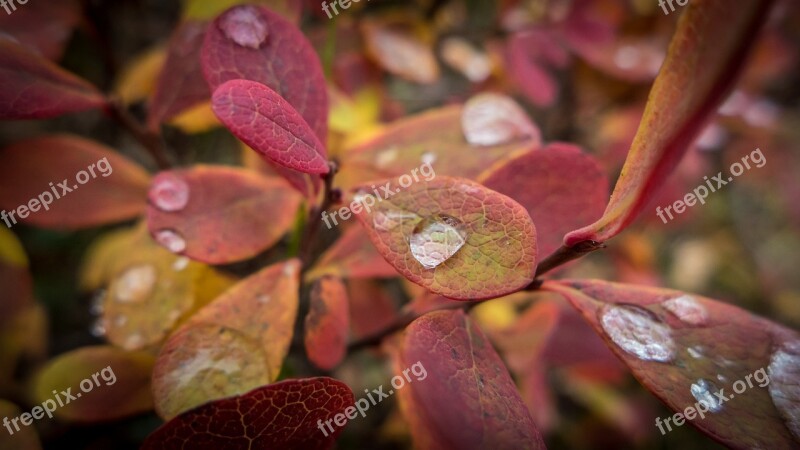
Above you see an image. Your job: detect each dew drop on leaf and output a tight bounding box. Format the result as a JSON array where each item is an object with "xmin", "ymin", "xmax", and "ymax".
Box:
[
  {"xmin": 663, "ymin": 294, "xmax": 709, "ymax": 325},
  {"xmin": 767, "ymin": 340, "xmax": 800, "ymax": 440},
  {"xmin": 690, "ymin": 378, "xmax": 724, "ymax": 413},
  {"xmin": 408, "ymin": 214, "xmax": 468, "ymax": 270},
  {"xmin": 461, "ymin": 92, "xmax": 538, "ymax": 146},
  {"xmin": 172, "ymin": 256, "xmax": 190, "ymax": 272},
  {"xmin": 155, "ymin": 229, "xmax": 187, "ymax": 254},
  {"xmin": 599, "ymin": 304, "xmax": 675, "ymax": 362},
  {"xmin": 149, "ymin": 173, "xmax": 190, "ymax": 212},
  {"xmin": 372, "ymin": 208, "xmax": 419, "ymax": 232},
  {"xmin": 218, "ymin": 5, "xmax": 268, "ymax": 49},
  {"xmin": 113, "ymin": 264, "xmax": 157, "ymax": 304},
  {"xmin": 687, "ymin": 346, "xmax": 705, "ymax": 359}
]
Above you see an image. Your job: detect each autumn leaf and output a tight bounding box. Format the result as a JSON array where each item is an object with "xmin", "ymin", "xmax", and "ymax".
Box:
[
  {"xmin": 183, "ymin": 0, "xmax": 301, "ymax": 24},
  {"xmin": 305, "ymin": 276, "xmax": 349, "ymax": 371},
  {"xmin": 0, "ymin": 135, "xmax": 150, "ymax": 229},
  {"xmin": 32, "ymin": 346, "xmax": 154, "ymax": 422},
  {"xmin": 202, "ymin": 4, "xmax": 328, "ymax": 141},
  {"xmin": 114, "ymin": 46, "xmax": 167, "ymax": 105},
  {"xmin": 152, "ymin": 259, "xmax": 300, "ymax": 419},
  {"xmin": 352, "ymin": 176, "xmax": 537, "ymax": 300},
  {"xmin": 505, "ymin": 30, "xmax": 567, "ymax": 107},
  {"xmin": 0, "ymin": 36, "xmax": 106, "ymax": 119},
  {"xmin": 546, "ymin": 279, "xmax": 800, "ymax": 449},
  {"xmin": 396, "ymin": 310, "xmax": 546, "ymax": 449},
  {"xmin": 461, "ymin": 92, "xmax": 541, "ymax": 147},
  {"xmin": 0, "ymin": 400, "xmax": 42, "ymax": 450},
  {"xmin": 565, "ymin": 0, "xmax": 775, "ymax": 246},
  {"xmin": 0, "ymin": 0, "xmax": 80, "ymax": 60},
  {"xmin": 146, "ymin": 165, "xmax": 302, "ymax": 264},
  {"xmin": 346, "ymin": 279, "xmax": 398, "ymax": 340},
  {"xmin": 211, "ymin": 80, "xmax": 330, "ymax": 174},
  {"xmin": 361, "ymin": 18, "xmax": 440, "ymax": 84},
  {"xmin": 0, "ymin": 228, "xmax": 34, "ymax": 325},
  {"xmin": 305, "ymin": 225, "xmax": 397, "ymax": 281},
  {"xmin": 142, "ymin": 377, "xmax": 354, "ymax": 450}
]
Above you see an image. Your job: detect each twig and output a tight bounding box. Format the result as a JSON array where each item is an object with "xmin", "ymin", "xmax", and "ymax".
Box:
[
  {"xmin": 106, "ymin": 98, "xmax": 172, "ymax": 170},
  {"xmin": 530, "ymin": 240, "xmax": 606, "ymax": 281},
  {"xmin": 299, "ymin": 161, "xmax": 338, "ymax": 268}
]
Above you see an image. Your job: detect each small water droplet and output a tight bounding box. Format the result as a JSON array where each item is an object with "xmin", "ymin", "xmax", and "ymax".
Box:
[
  {"xmin": 408, "ymin": 214, "xmax": 468, "ymax": 269},
  {"xmin": 375, "ymin": 147, "xmax": 398, "ymax": 168},
  {"xmin": 421, "ymin": 151, "xmax": 437, "ymax": 165},
  {"xmin": 114, "ymin": 264, "xmax": 157, "ymax": 303},
  {"xmin": 155, "ymin": 229, "xmax": 186, "ymax": 254},
  {"xmin": 614, "ymin": 45, "xmax": 640, "ymax": 70},
  {"xmin": 690, "ymin": 379, "xmax": 724, "ymax": 413},
  {"xmin": 461, "ymin": 93, "xmax": 537, "ymax": 146},
  {"xmin": 172, "ymin": 256, "xmax": 190, "ymax": 272},
  {"xmin": 687, "ymin": 346, "xmax": 704, "ymax": 359},
  {"xmin": 90, "ymin": 318, "xmax": 106, "ymax": 337},
  {"xmin": 90, "ymin": 290, "xmax": 106, "ymax": 315},
  {"xmin": 767, "ymin": 341, "xmax": 800, "ymax": 440},
  {"xmin": 663, "ymin": 294, "xmax": 708, "ymax": 325},
  {"xmin": 717, "ymin": 374, "xmax": 728, "ymax": 383},
  {"xmin": 124, "ymin": 332, "xmax": 144, "ymax": 350},
  {"xmin": 218, "ymin": 5, "xmax": 268, "ymax": 49},
  {"xmin": 600, "ymin": 304, "xmax": 675, "ymax": 362},
  {"xmin": 149, "ymin": 173, "xmax": 190, "ymax": 212}
]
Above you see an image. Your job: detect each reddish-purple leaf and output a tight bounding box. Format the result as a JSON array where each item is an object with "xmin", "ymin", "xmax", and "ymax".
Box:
[
  {"xmin": 142, "ymin": 377, "xmax": 354, "ymax": 450},
  {"xmin": 147, "ymin": 21, "xmax": 210, "ymax": 129},
  {"xmin": 0, "ymin": 0, "xmax": 80, "ymax": 61},
  {"xmin": 565, "ymin": 0, "xmax": 775, "ymax": 245},
  {"xmin": 506, "ymin": 30, "xmax": 567, "ymax": 107},
  {"xmin": 306, "ymin": 225, "xmax": 397, "ymax": 281},
  {"xmin": 0, "ymin": 37, "xmax": 106, "ymax": 119},
  {"xmin": 212, "ymin": 79, "xmax": 329, "ymax": 174},
  {"xmin": 0, "ymin": 135, "xmax": 150, "ymax": 229},
  {"xmin": 305, "ymin": 276, "xmax": 349, "ymax": 371},
  {"xmin": 396, "ymin": 310, "xmax": 546, "ymax": 449},
  {"xmin": 202, "ymin": 4, "xmax": 328, "ymax": 141},
  {"xmin": 146, "ymin": 166, "xmax": 301, "ymax": 264},
  {"xmin": 480, "ymin": 143, "xmax": 609, "ymax": 256},
  {"xmin": 547, "ymin": 279, "xmax": 800, "ymax": 449}
]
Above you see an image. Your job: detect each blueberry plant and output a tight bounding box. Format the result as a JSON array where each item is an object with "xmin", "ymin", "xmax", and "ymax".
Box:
[{"xmin": 0, "ymin": 0, "xmax": 798, "ymax": 449}]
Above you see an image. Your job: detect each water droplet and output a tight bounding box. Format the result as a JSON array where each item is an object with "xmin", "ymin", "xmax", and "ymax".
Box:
[
  {"xmin": 408, "ymin": 214, "xmax": 468, "ymax": 269},
  {"xmin": 155, "ymin": 229, "xmax": 186, "ymax": 253},
  {"xmin": 90, "ymin": 318, "xmax": 106, "ymax": 337},
  {"xmin": 421, "ymin": 151, "xmax": 437, "ymax": 165},
  {"xmin": 663, "ymin": 294, "xmax": 708, "ymax": 326},
  {"xmin": 375, "ymin": 147, "xmax": 398, "ymax": 168},
  {"xmin": 690, "ymin": 379, "xmax": 724, "ymax": 413},
  {"xmin": 372, "ymin": 209, "xmax": 419, "ymax": 232},
  {"xmin": 90, "ymin": 290, "xmax": 106, "ymax": 315},
  {"xmin": 716, "ymin": 374, "xmax": 728, "ymax": 383},
  {"xmin": 768, "ymin": 341, "xmax": 800, "ymax": 440},
  {"xmin": 172, "ymin": 256, "xmax": 190, "ymax": 272},
  {"xmin": 218, "ymin": 5, "xmax": 268, "ymax": 49},
  {"xmin": 114, "ymin": 264, "xmax": 157, "ymax": 304},
  {"xmin": 600, "ymin": 304, "xmax": 675, "ymax": 362},
  {"xmin": 149, "ymin": 173, "xmax": 190, "ymax": 212},
  {"xmin": 614, "ymin": 45, "xmax": 641, "ymax": 70},
  {"xmin": 462, "ymin": 93, "xmax": 537, "ymax": 146},
  {"xmin": 283, "ymin": 261, "xmax": 298, "ymax": 277},
  {"xmin": 124, "ymin": 332, "xmax": 144, "ymax": 350},
  {"xmin": 687, "ymin": 346, "xmax": 704, "ymax": 359}
]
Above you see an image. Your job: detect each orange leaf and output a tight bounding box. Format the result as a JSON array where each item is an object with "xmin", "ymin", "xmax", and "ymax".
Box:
[{"xmin": 305, "ymin": 276, "xmax": 349, "ymax": 371}]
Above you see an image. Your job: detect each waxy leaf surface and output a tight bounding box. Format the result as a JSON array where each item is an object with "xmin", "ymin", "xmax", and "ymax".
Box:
[
  {"xmin": 565, "ymin": 0, "xmax": 775, "ymax": 245},
  {"xmin": 0, "ymin": 37, "xmax": 106, "ymax": 119},
  {"xmin": 0, "ymin": 135, "xmax": 150, "ymax": 229},
  {"xmin": 146, "ymin": 165, "xmax": 301, "ymax": 264},
  {"xmin": 547, "ymin": 279, "xmax": 800, "ymax": 449},
  {"xmin": 305, "ymin": 276, "xmax": 349, "ymax": 371},
  {"xmin": 152, "ymin": 260, "xmax": 300, "ymax": 419},
  {"xmin": 353, "ymin": 176, "xmax": 537, "ymax": 300},
  {"xmin": 143, "ymin": 377, "xmax": 354, "ymax": 450},
  {"xmin": 211, "ymin": 79, "xmax": 329, "ymax": 174},
  {"xmin": 202, "ymin": 4, "xmax": 328, "ymax": 141},
  {"xmin": 397, "ymin": 310, "xmax": 545, "ymax": 449}
]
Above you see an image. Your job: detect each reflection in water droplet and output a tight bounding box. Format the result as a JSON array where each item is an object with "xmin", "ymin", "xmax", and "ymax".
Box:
[
  {"xmin": 663, "ymin": 294, "xmax": 708, "ymax": 325},
  {"xmin": 90, "ymin": 318, "xmax": 106, "ymax": 337},
  {"xmin": 155, "ymin": 229, "xmax": 186, "ymax": 253},
  {"xmin": 717, "ymin": 374, "xmax": 728, "ymax": 383},
  {"xmin": 767, "ymin": 341, "xmax": 800, "ymax": 440},
  {"xmin": 114, "ymin": 264, "xmax": 157, "ymax": 303},
  {"xmin": 687, "ymin": 346, "xmax": 704, "ymax": 359},
  {"xmin": 408, "ymin": 215, "xmax": 468, "ymax": 269},
  {"xmin": 461, "ymin": 92, "xmax": 536, "ymax": 146},
  {"xmin": 90, "ymin": 290, "xmax": 106, "ymax": 315},
  {"xmin": 218, "ymin": 5, "xmax": 268, "ymax": 49},
  {"xmin": 172, "ymin": 257, "xmax": 190, "ymax": 272},
  {"xmin": 149, "ymin": 173, "xmax": 190, "ymax": 212},
  {"xmin": 600, "ymin": 305, "xmax": 675, "ymax": 362},
  {"xmin": 691, "ymin": 379, "xmax": 724, "ymax": 413},
  {"xmin": 372, "ymin": 209, "xmax": 419, "ymax": 232}
]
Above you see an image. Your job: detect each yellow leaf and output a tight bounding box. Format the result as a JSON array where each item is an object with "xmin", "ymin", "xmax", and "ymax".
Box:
[{"xmin": 114, "ymin": 46, "xmax": 166, "ymax": 105}]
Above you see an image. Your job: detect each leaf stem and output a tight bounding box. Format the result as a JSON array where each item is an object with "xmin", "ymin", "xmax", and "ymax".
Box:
[
  {"xmin": 106, "ymin": 98, "xmax": 172, "ymax": 170},
  {"xmin": 529, "ymin": 240, "xmax": 606, "ymax": 281},
  {"xmin": 299, "ymin": 161, "xmax": 338, "ymax": 268}
]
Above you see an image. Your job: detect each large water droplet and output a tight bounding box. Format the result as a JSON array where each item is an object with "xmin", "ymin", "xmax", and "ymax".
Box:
[
  {"xmin": 149, "ymin": 173, "xmax": 190, "ymax": 212},
  {"xmin": 690, "ymin": 378, "xmax": 724, "ymax": 413},
  {"xmin": 219, "ymin": 5, "xmax": 268, "ymax": 49},
  {"xmin": 663, "ymin": 294, "xmax": 708, "ymax": 326},
  {"xmin": 114, "ymin": 264, "xmax": 157, "ymax": 303},
  {"xmin": 600, "ymin": 304, "xmax": 675, "ymax": 362},
  {"xmin": 155, "ymin": 229, "xmax": 186, "ymax": 254},
  {"xmin": 768, "ymin": 341, "xmax": 800, "ymax": 440},
  {"xmin": 408, "ymin": 214, "xmax": 468, "ymax": 269},
  {"xmin": 461, "ymin": 93, "xmax": 537, "ymax": 146}
]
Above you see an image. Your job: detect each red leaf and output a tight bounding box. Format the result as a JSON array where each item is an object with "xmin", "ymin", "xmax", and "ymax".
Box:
[
  {"xmin": 0, "ymin": 135, "xmax": 150, "ymax": 229},
  {"xmin": 397, "ymin": 310, "xmax": 546, "ymax": 449},
  {"xmin": 306, "ymin": 225, "xmax": 397, "ymax": 281},
  {"xmin": 212, "ymin": 79, "xmax": 329, "ymax": 174},
  {"xmin": 142, "ymin": 377, "xmax": 354, "ymax": 450},
  {"xmin": 547, "ymin": 279, "xmax": 800, "ymax": 449},
  {"xmin": 565, "ymin": 0, "xmax": 775, "ymax": 245},
  {"xmin": 346, "ymin": 279, "xmax": 398, "ymax": 340},
  {"xmin": 0, "ymin": 37, "xmax": 106, "ymax": 119},
  {"xmin": 202, "ymin": 4, "xmax": 328, "ymax": 141},
  {"xmin": 0, "ymin": 0, "xmax": 80, "ymax": 60},
  {"xmin": 146, "ymin": 166, "xmax": 301, "ymax": 264},
  {"xmin": 305, "ymin": 276, "xmax": 349, "ymax": 371},
  {"xmin": 480, "ymin": 143, "xmax": 609, "ymax": 256},
  {"xmin": 147, "ymin": 21, "xmax": 210, "ymax": 128}
]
